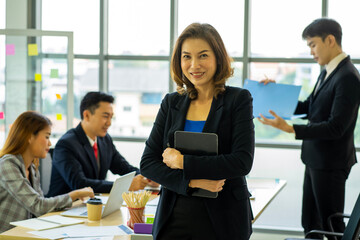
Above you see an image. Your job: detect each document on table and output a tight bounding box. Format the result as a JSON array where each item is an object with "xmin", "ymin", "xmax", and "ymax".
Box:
[
  {"xmin": 244, "ymin": 79, "xmax": 306, "ymax": 120},
  {"xmin": 29, "ymin": 224, "xmax": 133, "ymax": 239},
  {"xmin": 10, "ymin": 215, "xmax": 84, "ymax": 230}
]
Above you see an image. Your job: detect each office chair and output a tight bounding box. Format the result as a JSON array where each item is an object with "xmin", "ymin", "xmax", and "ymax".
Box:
[
  {"xmin": 39, "ymin": 148, "xmax": 54, "ymax": 196},
  {"xmin": 285, "ymin": 193, "xmax": 360, "ymax": 240}
]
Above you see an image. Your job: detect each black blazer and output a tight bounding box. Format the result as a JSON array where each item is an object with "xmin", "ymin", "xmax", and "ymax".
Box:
[
  {"xmin": 294, "ymin": 56, "xmax": 360, "ymax": 170},
  {"xmin": 47, "ymin": 123, "xmax": 139, "ymax": 197},
  {"xmin": 140, "ymin": 86, "xmax": 255, "ymax": 240}
]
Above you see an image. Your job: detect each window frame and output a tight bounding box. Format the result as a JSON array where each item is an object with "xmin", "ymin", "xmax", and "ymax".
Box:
[{"xmin": 36, "ymin": 0, "xmax": 360, "ymax": 150}]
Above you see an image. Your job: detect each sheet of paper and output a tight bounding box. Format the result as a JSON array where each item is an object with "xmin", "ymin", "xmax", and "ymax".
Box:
[
  {"xmin": 29, "ymin": 224, "xmax": 133, "ymax": 239},
  {"xmin": 40, "ymin": 215, "xmax": 84, "ymax": 225},
  {"xmin": 244, "ymin": 79, "xmax": 304, "ymax": 120},
  {"xmin": 11, "ymin": 218, "xmax": 60, "ymax": 231},
  {"xmin": 10, "ymin": 215, "xmax": 83, "ymax": 231}
]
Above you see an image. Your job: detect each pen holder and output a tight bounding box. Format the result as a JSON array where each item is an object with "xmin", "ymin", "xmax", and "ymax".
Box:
[{"xmin": 127, "ymin": 207, "xmax": 145, "ymax": 229}]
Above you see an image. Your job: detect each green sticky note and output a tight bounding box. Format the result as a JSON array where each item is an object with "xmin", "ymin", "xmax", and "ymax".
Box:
[
  {"xmin": 50, "ymin": 69, "xmax": 59, "ymax": 78},
  {"xmin": 146, "ymin": 217, "xmax": 154, "ymax": 224}
]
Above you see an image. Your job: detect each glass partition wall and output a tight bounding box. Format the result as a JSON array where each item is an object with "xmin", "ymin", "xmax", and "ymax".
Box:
[{"xmin": 0, "ymin": 29, "xmax": 74, "ymax": 147}]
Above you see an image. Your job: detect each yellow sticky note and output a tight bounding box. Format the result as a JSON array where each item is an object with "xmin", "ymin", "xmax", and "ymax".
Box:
[
  {"xmin": 56, "ymin": 114, "xmax": 62, "ymax": 120},
  {"xmin": 35, "ymin": 73, "xmax": 42, "ymax": 81},
  {"xmin": 28, "ymin": 44, "xmax": 38, "ymax": 56},
  {"xmin": 56, "ymin": 94, "xmax": 62, "ymax": 100}
]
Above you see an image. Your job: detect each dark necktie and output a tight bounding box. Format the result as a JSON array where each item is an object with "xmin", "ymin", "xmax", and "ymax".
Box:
[{"xmin": 315, "ymin": 69, "xmax": 327, "ymax": 94}]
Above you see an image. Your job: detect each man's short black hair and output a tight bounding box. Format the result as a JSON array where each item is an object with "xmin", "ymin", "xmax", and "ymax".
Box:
[
  {"xmin": 302, "ymin": 18, "xmax": 342, "ymax": 46},
  {"xmin": 80, "ymin": 92, "xmax": 114, "ymax": 120}
]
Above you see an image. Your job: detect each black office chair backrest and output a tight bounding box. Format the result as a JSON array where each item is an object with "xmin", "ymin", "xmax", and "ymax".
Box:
[{"xmin": 342, "ymin": 193, "xmax": 360, "ymax": 240}]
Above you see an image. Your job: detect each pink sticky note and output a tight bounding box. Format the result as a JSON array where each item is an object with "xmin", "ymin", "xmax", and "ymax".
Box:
[
  {"xmin": 6, "ymin": 44, "xmax": 15, "ymax": 55},
  {"xmin": 0, "ymin": 112, "xmax": 4, "ymax": 120}
]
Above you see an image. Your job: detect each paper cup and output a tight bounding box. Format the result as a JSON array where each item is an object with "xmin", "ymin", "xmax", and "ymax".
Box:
[{"xmin": 86, "ymin": 198, "xmax": 103, "ymax": 221}]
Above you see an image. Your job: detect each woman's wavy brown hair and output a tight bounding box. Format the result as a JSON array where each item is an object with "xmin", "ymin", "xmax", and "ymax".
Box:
[
  {"xmin": 0, "ymin": 111, "xmax": 52, "ymax": 169},
  {"xmin": 171, "ymin": 23, "xmax": 234, "ymax": 99}
]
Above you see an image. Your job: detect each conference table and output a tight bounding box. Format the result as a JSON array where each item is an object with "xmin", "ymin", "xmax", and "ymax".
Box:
[{"xmin": 0, "ymin": 178, "xmax": 286, "ymax": 240}]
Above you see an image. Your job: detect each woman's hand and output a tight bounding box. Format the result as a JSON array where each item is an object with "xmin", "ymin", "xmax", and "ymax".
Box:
[
  {"xmin": 189, "ymin": 179, "xmax": 226, "ymax": 192},
  {"xmin": 68, "ymin": 187, "xmax": 95, "ymax": 201},
  {"xmin": 162, "ymin": 148, "xmax": 184, "ymax": 169}
]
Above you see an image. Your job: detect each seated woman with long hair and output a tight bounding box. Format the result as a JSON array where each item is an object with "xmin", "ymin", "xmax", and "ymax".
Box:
[{"xmin": 0, "ymin": 111, "xmax": 95, "ymax": 232}]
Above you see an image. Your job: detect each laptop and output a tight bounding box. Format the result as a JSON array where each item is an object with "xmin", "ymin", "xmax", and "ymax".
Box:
[
  {"xmin": 61, "ymin": 171, "xmax": 136, "ymax": 218},
  {"xmin": 174, "ymin": 131, "xmax": 219, "ymax": 198}
]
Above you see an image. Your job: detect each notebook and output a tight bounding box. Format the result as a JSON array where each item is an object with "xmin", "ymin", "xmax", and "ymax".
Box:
[
  {"xmin": 174, "ymin": 131, "xmax": 218, "ymax": 198},
  {"xmin": 61, "ymin": 171, "xmax": 136, "ymax": 218}
]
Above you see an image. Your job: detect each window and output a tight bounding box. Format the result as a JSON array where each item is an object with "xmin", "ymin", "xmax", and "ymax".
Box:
[
  {"xmin": 228, "ymin": 62, "xmax": 243, "ymax": 87},
  {"xmin": 73, "ymin": 59, "xmax": 99, "ymax": 125},
  {"xmin": 41, "ymin": 58, "xmax": 68, "ymax": 134},
  {"xmin": 0, "ymin": 0, "xmax": 5, "ymax": 29},
  {"xmin": 108, "ymin": 0, "xmax": 170, "ymax": 56},
  {"xmin": 178, "ymin": 0, "xmax": 244, "ymax": 57},
  {"xmin": 250, "ymin": 62, "xmax": 320, "ymax": 142},
  {"xmin": 42, "ymin": 0, "xmax": 100, "ymax": 55},
  {"xmin": 250, "ymin": 0, "xmax": 321, "ymax": 58},
  {"xmin": 41, "ymin": 36, "xmax": 68, "ymax": 54},
  {"xmin": 328, "ymin": 0, "xmax": 360, "ymax": 58},
  {"xmin": 108, "ymin": 60, "xmax": 168, "ymax": 137}
]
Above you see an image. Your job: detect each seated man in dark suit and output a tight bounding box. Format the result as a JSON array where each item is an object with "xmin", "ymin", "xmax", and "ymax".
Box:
[{"xmin": 47, "ymin": 92, "xmax": 156, "ymax": 196}]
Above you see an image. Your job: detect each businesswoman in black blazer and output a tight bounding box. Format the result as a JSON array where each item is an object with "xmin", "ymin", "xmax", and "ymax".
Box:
[{"xmin": 140, "ymin": 23, "xmax": 255, "ymax": 240}]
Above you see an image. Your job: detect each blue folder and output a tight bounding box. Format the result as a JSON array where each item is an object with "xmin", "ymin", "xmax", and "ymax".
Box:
[{"xmin": 244, "ymin": 79, "xmax": 305, "ymax": 120}]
